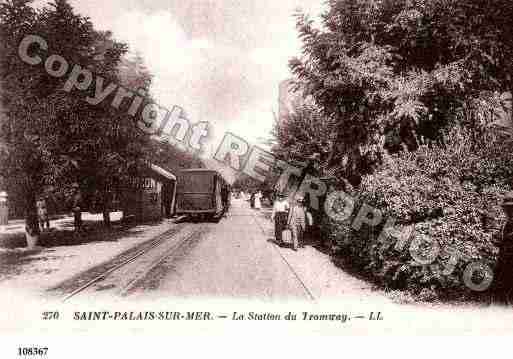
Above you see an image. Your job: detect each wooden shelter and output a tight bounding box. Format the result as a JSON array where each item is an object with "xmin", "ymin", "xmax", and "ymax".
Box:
[{"xmin": 121, "ymin": 163, "xmax": 177, "ymax": 222}]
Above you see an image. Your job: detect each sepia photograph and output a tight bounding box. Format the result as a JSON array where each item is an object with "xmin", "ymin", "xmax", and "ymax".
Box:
[{"xmin": 1, "ymin": 0, "xmax": 513, "ymax": 352}]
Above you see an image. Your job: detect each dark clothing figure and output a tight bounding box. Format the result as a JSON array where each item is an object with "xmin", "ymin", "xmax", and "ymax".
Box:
[
  {"xmin": 274, "ymin": 212, "xmax": 288, "ymax": 243},
  {"xmin": 103, "ymin": 191, "xmax": 112, "ymax": 227},
  {"xmin": 493, "ymin": 221, "xmax": 513, "ymax": 304},
  {"xmin": 492, "ymin": 192, "xmax": 513, "ymax": 304},
  {"xmin": 72, "ymin": 189, "xmax": 83, "ymax": 232},
  {"xmin": 250, "ymin": 192, "xmax": 255, "ymax": 208},
  {"xmin": 221, "ymin": 187, "xmax": 229, "ymax": 211},
  {"xmin": 73, "ymin": 210, "xmax": 82, "ymax": 231}
]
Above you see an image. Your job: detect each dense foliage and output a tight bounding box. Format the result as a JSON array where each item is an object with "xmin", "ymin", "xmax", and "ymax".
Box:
[
  {"xmin": 232, "ymin": 173, "xmax": 275, "ymax": 199},
  {"xmin": 272, "ymin": 103, "xmax": 334, "ymax": 165},
  {"xmin": 289, "ymin": 0, "xmax": 513, "ymax": 184},
  {"xmin": 0, "ymin": 0, "xmax": 197, "ymax": 233},
  {"xmin": 273, "ymin": 0, "xmax": 513, "ymax": 301},
  {"xmin": 323, "ymin": 127, "xmax": 512, "ymax": 299},
  {"xmin": 0, "ymin": 0, "xmax": 145, "ymax": 229}
]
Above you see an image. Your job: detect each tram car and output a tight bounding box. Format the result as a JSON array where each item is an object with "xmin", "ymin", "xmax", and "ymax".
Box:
[{"xmin": 175, "ymin": 169, "xmax": 230, "ymax": 220}]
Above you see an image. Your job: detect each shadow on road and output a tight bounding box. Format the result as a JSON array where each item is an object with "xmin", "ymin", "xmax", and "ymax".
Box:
[
  {"xmin": 0, "ymin": 219, "xmax": 172, "ymax": 283},
  {"xmin": 40, "ymin": 220, "xmax": 145, "ymax": 247},
  {"xmin": 174, "ymin": 214, "xmax": 224, "ymax": 224}
]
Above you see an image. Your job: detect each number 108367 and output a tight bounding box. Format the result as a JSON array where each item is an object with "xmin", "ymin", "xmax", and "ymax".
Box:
[{"xmin": 18, "ymin": 347, "xmax": 48, "ymax": 356}]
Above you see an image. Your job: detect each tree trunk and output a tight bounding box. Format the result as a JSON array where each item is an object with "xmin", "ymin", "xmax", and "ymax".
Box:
[
  {"xmin": 102, "ymin": 209, "xmax": 111, "ymax": 227},
  {"xmin": 25, "ymin": 192, "xmax": 40, "ymax": 249},
  {"xmin": 102, "ymin": 189, "xmax": 111, "ymax": 227}
]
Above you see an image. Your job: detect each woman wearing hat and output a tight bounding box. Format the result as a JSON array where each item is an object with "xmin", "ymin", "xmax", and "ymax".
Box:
[
  {"xmin": 492, "ymin": 192, "xmax": 513, "ymax": 304},
  {"xmin": 254, "ymin": 190, "xmax": 262, "ymax": 210},
  {"xmin": 271, "ymin": 192, "xmax": 289, "ymax": 244}
]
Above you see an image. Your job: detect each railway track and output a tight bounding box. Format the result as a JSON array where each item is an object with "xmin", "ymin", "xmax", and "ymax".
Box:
[
  {"xmin": 62, "ymin": 224, "xmax": 206, "ymax": 302},
  {"xmin": 250, "ymin": 211, "xmax": 316, "ymax": 301}
]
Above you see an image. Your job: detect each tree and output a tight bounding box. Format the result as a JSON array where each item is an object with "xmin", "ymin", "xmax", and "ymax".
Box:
[
  {"xmin": 119, "ymin": 51, "xmax": 152, "ymax": 91},
  {"xmin": 290, "ymin": 0, "xmax": 513, "ymax": 184},
  {"xmin": 0, "ymin": 0, "xmax": 152, "ymax": 244},
  {"xmin": 148, "ymin": 139, "xmax": 204, "ymax": 174},
  {"xmin": 272, "ymin": 102, "xmax": 334, "ymax": 167},
  {"xmin": 0, "ymin": 0, "xmax": 42, "ymax": 245},
  {"xmin": 72, "ymin": 32, "xmax": 151, "ymax": 226},
  {"xmin": 232, "ymin": 173, "xmax": 275, "ymax": 200}
]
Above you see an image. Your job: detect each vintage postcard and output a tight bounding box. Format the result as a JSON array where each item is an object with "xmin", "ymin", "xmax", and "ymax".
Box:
[{"xmin": 1, "ymin": 0, "xmax": 513, "ymax": 356}]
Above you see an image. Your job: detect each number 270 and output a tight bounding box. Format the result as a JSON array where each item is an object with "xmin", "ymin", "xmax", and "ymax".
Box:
[{"xmin": 42, "ymin": 311, "xmax": 59, "ymax": 320}]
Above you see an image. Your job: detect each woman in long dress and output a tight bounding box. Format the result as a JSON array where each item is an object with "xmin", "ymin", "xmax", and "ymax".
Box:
[
  {"xmin": 271, "ymin": 192, "xmax": 289, "ymax": 244},
  {"xmin": 254, "ymin": 191, "xmax": 262, "ymax": 210}
]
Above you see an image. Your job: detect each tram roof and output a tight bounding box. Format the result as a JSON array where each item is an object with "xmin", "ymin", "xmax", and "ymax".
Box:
[
  {"xmin": 150, "ymin": 163, "xmax": 176, "ymax": 181},
  {"xmin": 179, "ymin": 168, "xmax": 229, "ymax": 181},
  {"xmin": 179, "ymin": 168, "xmax": 218, "ymax": 173}
]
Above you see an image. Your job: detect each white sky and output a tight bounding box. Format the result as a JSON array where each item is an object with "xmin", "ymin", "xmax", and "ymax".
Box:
[{"xmin": 34, "ymin": 0, "xmax": 326, "ymax": 154}]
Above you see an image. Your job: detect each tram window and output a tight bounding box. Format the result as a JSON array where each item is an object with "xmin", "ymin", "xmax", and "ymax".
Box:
[{"xmin": 177, "ymin": 172, "xmax": 214, "ymax": 193}]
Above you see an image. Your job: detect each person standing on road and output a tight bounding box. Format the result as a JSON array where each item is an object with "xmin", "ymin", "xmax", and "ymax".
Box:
[
  {"xmin": 492, "ymin": 192, "xmax": 513, "ymax": 304},
  {"xmin": 221, "ymin": 185, "xmax": 227, "ymax": 207},
  {"xmin": 288, "ymin": 196, "xmax": 307, "ymax": 251},
  {"xmin": 221, "ymin": 185, "xmax": 230, "ymax": 216},
  {"xmin": 254, "ymin": 190, "xmax": 262, "ymax": 210},
  {"xmin": 71, "ymin": 183, "xmax": 83, "ymax": 232},
  {"xmin": 36, "ymin": 195, "xmax": 50, "ymax": 231},
  {"xmin": 250, "ymin": 191, "xmax": 255, "ymax": 208},
  {"xmin": 271, "ymin": 192, "xmax": 289, "ymax": 245}
]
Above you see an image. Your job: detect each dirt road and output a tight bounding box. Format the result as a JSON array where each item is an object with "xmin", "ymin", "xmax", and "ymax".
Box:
[{"xmin": 118, "ymin": 198, "xmax": 382, "ymax": 302}]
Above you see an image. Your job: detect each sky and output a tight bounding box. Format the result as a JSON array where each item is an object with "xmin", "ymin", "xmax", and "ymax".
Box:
[{"xmin": 34, "ymin": 0, "xmax": 327, "ymax": 155}]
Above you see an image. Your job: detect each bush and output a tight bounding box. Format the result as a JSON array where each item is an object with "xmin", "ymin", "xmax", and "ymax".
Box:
[{"xmin": 327, "ymin": 127, "xmax": 513, "ymax": 300}]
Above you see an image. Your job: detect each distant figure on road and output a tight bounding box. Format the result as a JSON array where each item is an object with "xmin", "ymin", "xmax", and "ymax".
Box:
[
  {"xmin": 254, "ymin": 191, "xmax": 262, "ymax": 210},
  {"xmin": 288, "ymin": 196, "xmax": 307, "ymax": 251},
  {"xmin": 492, "ymin": 192, "xmax": 513, "ymax": 304},
  {"xmin": 36, "ymin": 196, "xmax": 50, "ymax": 231},
  {"xmin": 271, "ymin": 192, "xmax": 289, "ymax": 245},
  {"xmin": 221, "ymin": 185, "xmax": 230, "ymax": 215},
  {"xmin": 250, "ymin": 191, "xmax": 255, "ymax": 208},
  {"xmin": 71, "ymin": 183, "xmax": 83, "ymax": 232}
]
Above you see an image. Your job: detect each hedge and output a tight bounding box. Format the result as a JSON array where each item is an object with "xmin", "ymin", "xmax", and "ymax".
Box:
[{"xmin": 323, "ymin": 128, "xmax": 513, "ymax": 300}]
